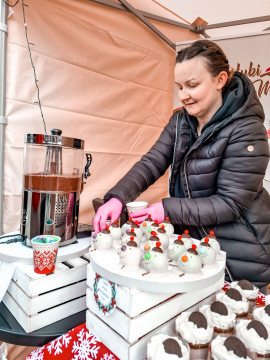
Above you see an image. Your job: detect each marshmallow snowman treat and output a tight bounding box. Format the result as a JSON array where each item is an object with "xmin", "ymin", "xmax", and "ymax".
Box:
[
  {"xmin": 167, "ymin": 236, "xmax": 186, "ymax": 262},
  {"xmin": 155, "ymin": 226, "xmax": 169, "ymax": 249},
  {"xmin": 181, "ymin": 230, "xmax": 194, "ymax": 249},
  {"xmin": 121, "ymin": 229, "xmax": 140, "ymax": 246},
  {"xmin": 140, "ymin": 215, "xmax": 153, "ymax": 235},
  {"xmin": 198, "ymin": 239, "xmax": 216, "ymax": 265},
  {"xmin": 108, "ymin": 220, "xmax": 122, "ymax": 240},
  {"xmin": 92, "ymin": 226, "xmax": 113, "ymax": 250},
  {"xmin": 144, "ymin": 233, "xmax": 163, "ymax": 253},
  {"xmin": 121, "ymin": 217, "xmax": 134, "ymax": 235},
  {"xmin": 177, "ymin": 244, "xmax": 202, "ymax": 274},
  {"xmin": 201, "ymin": 231, "xmax": 220, "ymax": 254},
  {"xmin": 118, "ymin": 239, "xmax": 141, "ymax": 269},
  {"xmin": 142, "ymin": 243, "xmax": 168, "ymax": 274},
  {"xmin": 159, "ymin": 217, "xmax": 174, "ymax": 238},
  {"xmin": 131, "ymin": 220, "xmax": 143, "ymax": 241}
]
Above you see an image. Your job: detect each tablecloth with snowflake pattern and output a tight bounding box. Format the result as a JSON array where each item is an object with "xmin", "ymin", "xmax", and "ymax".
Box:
[{"xmin": 25, "ymin": 323, "xmax": 119, "ymax": 360}]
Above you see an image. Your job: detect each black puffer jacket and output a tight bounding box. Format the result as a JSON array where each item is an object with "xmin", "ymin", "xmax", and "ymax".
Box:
[{"xmin": 105, "ymin": 72, "xmax": 270, "ymax": 288}]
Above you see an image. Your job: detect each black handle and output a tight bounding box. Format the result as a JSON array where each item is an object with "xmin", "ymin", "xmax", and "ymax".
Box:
[{"xmin": 83, "ymin": 153, "xmax": 92, "ymax": 180}]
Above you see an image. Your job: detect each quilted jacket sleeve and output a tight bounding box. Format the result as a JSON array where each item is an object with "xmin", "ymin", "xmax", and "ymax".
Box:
[
  {"xmin": 163, "ymin": 118, "xmax": 270, "ymax": 226},
  {"xmin": 104, "ymin": 112, "xmax": 177, "ymax": 206}
]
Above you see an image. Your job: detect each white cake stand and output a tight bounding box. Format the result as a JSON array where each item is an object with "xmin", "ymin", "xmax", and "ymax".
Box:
[
  {"xmin": 90, "ymin": 238, "xmax": 226, "ymax": 294},
  {"xmin": 0, "ymin": 235, "xmax": 92, "ymax": 264}
]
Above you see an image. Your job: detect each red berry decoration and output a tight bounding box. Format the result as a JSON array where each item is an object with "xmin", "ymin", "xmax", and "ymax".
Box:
[
  {"xmin": 114, "ymin": 220, "xmax": 118, "ymax": 223},
  {"xmin": 135, "ymin": 220, "xmax": 138, "ymax": 224},
  {"xmin": 209, "ymin": 230, "xmax": 215, "ymax": 235},
  {"xmin": 106, "ymin": 225, "xmax": 109, "ymax": 229},
  {"xmin": 151, "ymin": 231, "xmax": 157, "ymax": 236},
  {"xmin": 192, "ymin": 244, "xmax": 197, "ymax": 250},
  {"xmin": 154, "ymin": 220, "xmax": 158, "ymax": 224},
  {"xmin": 129, "ymin": 217, "xmax": 132, "ymax": 221},
  {"xmin": 131, "ymin": 228, "xmax": 134, "ymax": 232},
  {"xmin": 130, "ymin": 236, "xmax": 134, "ymax": 241},
  {"xmin": 165, "ymin": 217, "xmax": 169, "ymax": 220},
  {"xmin": 205, "ymin": 237, "xmax": 210, "ymax": 243},
  {"xmin": 148, "ymin": 214, "xmax": 152, "ymax": 218},
  {"xmin": 178, "ymin": 235, "xmax": 183, "ymax": 240},
  {"xmin": 161, "ymin": 225, "xmax": 165, "ymax": 229},
  {"xmin": 184, "ymin": 230, "xmax": 189, "ymax": 234},
  {"xmin": 156, "ymin": 241, "xmax": 161, "ymax": 247}
]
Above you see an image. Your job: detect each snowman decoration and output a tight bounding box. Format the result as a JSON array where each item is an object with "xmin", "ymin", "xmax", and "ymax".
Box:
[
  {"xmin": 177, "ymin": 244, "xmax": 202, "ymax": 274},
  {"xmin": 142, "ymin": 243, "xmax": 168, "ymax": 274}
]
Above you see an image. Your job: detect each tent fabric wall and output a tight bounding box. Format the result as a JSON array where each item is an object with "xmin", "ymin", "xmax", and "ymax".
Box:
[{"xmin": 4, "ymin": 0, "xmax": 199, "ymax": 233}]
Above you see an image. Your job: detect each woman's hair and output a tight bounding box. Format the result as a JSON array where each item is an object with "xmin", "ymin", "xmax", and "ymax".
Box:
[{"xmin": 176, "ymin": 40, "xmax": 234, "ymax": 87}]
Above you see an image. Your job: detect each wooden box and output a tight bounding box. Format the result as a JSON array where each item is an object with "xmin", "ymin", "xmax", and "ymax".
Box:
[
  {"xmin": 86, "ymin": 263, "xmax": 224, "ymax": 360},
  {"xmin": 2, "ymin": 253, "xmax": 91, "ymax": 333}
]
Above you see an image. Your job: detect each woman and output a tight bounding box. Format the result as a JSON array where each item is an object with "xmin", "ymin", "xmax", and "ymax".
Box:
[{"xmin": 93, "ymin": 40, "xmax": 270, "ymax": 291}]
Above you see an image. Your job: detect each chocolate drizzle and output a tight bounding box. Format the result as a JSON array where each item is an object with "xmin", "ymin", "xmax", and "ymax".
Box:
[
  {"xmin": 188, "ymin": 311, "xmax": 207, "ymax": 329},
  {"xmin": 127, "ymin": 241, "xmax": 138, "ymax": 247},
  {"xmin": 187, "ymin": 248, "xmax": 198, "ymax": 255},
  {"xmin": 225, "ymin": 288, "xmax": 242, "ymax": 301},
  {"xmin": 163, "ymin": 338, "xmax": 182, "ymax": 358},
  {"xmin": 210, "ymin": 301, "xmax": 228, "ymax": 316},
  {"xmin": 238, "ymin": 279, "xmax": 254, "ymax": 290},
  {"xmin": 265, "ymin": 304, "xmax": 270, "ymax": 317},
  {"xmin": 224, "ymin": 336, "xmax": 247, "ymax": 359},
  {"xmin": 247, "ymin": 320, "xmax": 268, "ymax": 340}
]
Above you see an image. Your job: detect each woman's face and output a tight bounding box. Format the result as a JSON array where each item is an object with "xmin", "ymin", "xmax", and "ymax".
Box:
[{"xmin": 174, "ymin": 56, "xmax": 225, "ymax": 123}]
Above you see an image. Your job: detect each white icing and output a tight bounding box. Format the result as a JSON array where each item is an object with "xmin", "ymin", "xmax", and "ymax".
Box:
[
  {"xmin": 167, "ymin": 243, "xmax": 186, "ymax": 261},
  {"xmin": 265, "ymin": 295, "xmax": 270, "ymax": 306},
  {"xmin": 121, "ymin": 222, "xmax": 134, "ymax": 235},
  {"xmin": 140, "ymin": 220, "xmax": 152, "ymax": 234},
  {"xmin": 211, "ymin": 335, "xmax": 252, "ymax": 360},
  {"xmin": 230, "ymin": 281, "xmax": 259, "ymax": 300},
  {"xmin": 199, "ymin": 304, "xmax": 236, "ymax": 330},
  {"xmin": 121, "ymin": 232, "xmax": 140, "ymax": 246},
  {"xmin": 131, "ymin": 227, "xmax": 143, "ymax": 241},
  {"xmin": 93, "ymin": 232, "xmax": 113, "ymax": 250},
  {"xmin": 201, "ymin": 237, "xmax": 220, "ymax": 254},
  {"xmin": 155, "ymin": 231, "xmax": 169, "ymax": 249},
  {"xmin": 216, "ymin": 291, "xmax": 249, "ymax": 315},
  {"xmin": 253, "ymin": 306, "xmax": 270, "ymax": 328},
  {"xmin": 108, "ymin": 225, "xmax": 122, "ymax": 240},
  {"xmin": 142, "ymin": 250, "xmax": 168, "ymax": 273},
  {"xmin": 119, "ymin": 244, "xmax": 141, "ymax": 268},
  {"xmin": 236, "ymin": 319, "xmax": 270, "ymax": 355},
  {"xmin": 177, "ymin": 250, "xmax": 202, "ymax": 274},
  {"xmin": 147, "ymin": 334, "xmax": 190, "ymax": 360},
  {"xmin": 159, "ymin": 222, "xmax": 174, "ymax": 238},
  {"xmin": 144, "ymin": 238, "xmax": 163, "ymax": 253},
  {"xmin": 175, "ymin": 311, "xmax": 213, "ymax": 345},
  {"xmin": 198, "ymin": 244, "xmax": 216, "ymax": 265},
  {"xmin": 181, "ymin": 237, "xmax": 194, "ymax": 249}
]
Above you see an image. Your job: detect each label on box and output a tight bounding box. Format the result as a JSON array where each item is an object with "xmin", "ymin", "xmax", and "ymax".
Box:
[{"xmin": 93, "ymin": 273, "xmax": 117, "ymax": 316}]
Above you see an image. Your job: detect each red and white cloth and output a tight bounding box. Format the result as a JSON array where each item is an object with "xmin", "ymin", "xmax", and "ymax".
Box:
[
  {"xmin": 25, "ymin": 323, "xmax": 119, "ymax": 360},
  {"xmin": 27, "ymin": 281, "xmax": 266, "ymax": 360}
]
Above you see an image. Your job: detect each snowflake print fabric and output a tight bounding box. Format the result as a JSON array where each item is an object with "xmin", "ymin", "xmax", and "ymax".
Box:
[{"xmin": 25, "ymin": 323, "xmax": 119, "ymax": 360}]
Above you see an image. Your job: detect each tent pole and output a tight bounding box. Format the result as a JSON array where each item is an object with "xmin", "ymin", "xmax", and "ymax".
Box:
[{"xmin": 0, "ymin": 0, "xmax": 7, "ymax": 235}]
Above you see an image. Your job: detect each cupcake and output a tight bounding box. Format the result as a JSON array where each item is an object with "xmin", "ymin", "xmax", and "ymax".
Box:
[
  {"xmin": 198, "ymin": 240, "xmax": 216, "ymax": 265},
  {"xmin": 159, "ymin": 217, "xmax": 174, "ymax": 238},
  {"xmin": 200, "ymin": 301, "xmax": 236, "ymax": 338},
  {"xmin": 92, "ymin": 226, "xmax": 113, "ymax": 250},
  {"xmin": 147, "ymin": 334, "xmax": 190, "ymax": 360},
  {"xmin": 201, "ymin": 231, "xmax": 220, "ymax": 255},
  {"xmin": 216, "ymin": 288, "xmax": 249, "ymax": 318},
  {"xmin": 177, "ymin": 245, "xmax": 202, "ymax": 274},
  {"xmin": 176, "ymin": 311, "xmax": 213, "ymax": 360},
  {"xmin": 209, "ymin": 335, "xmax": 252, "ymax": 360},
  {"xmin": 253, "ymin": 304, "xmax": 270, "ymax": 328},
  {"xmin": 142, "ymin": 243, "xmax": 168, "ymax": 274},
  {"xmin": 236, "ymin": 319, "xmax": 270, "ymax": 359},
  {"xmin": 108, "ymin": 220, "xmax": 122, "ymax": 240},
  {"xmin": 231, "ymin": 279, "xmax": 259, "ymax": 315}
]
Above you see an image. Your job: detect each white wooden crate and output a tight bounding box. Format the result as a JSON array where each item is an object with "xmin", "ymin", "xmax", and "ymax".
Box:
[
  {"xmin": 2, "ymin": 254, "xmax": 90, "ymax": 333},
  {"xmin": 86, "ymin": 263, "xmax": 224, "ymax": 359}
]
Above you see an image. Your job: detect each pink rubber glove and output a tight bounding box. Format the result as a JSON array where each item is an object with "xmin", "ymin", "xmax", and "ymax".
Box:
[
  {"xmin": 93, "ymin": 197, "xmax": 123, "ymax": 233},
  {"xmin": 130, "ymin": 202, "xmax": 165, "ymax": 224}
]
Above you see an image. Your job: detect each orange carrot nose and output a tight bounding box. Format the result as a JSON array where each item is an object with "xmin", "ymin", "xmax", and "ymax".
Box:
[
  {"xmin": 182, "ymin": 255, "xmax": 188, "ymax": 262},
  {"xmin": 144, "ymin": 244, "xmax": 150, "ymax": 250}
]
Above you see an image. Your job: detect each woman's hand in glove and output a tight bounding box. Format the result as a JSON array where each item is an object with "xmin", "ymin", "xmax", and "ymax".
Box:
[
  {"xmin": 130, "ymin": 202, "xmax": 165, "ymax": 224},
  {"xmin": 93, "ymin": 197, "xmax": 123, "ymax": 233}
]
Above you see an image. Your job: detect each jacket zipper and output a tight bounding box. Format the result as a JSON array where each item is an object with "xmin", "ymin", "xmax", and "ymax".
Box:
[{"xmin": 170, "ymin": 114, "xmax": 180, "ymax": 191}]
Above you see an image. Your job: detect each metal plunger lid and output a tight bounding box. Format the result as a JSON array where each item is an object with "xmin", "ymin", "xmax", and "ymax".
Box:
[{"xmin": 25, "ymin": 129, "xmax": 84, "ymax": 150}]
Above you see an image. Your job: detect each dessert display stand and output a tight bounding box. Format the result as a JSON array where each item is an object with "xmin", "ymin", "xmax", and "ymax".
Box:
[
  {"xmin": 86, "ymin": 240, "xmax": 226, "ymax": 360},
  {"xmin": 0, "ymin": 236, "xmax": 91, "ymax": 334}
]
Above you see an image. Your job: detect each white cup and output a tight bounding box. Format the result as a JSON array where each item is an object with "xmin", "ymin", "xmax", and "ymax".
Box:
[{"xmin": 126, "ymin": 201, "xmax": 148, "ymax": 216}]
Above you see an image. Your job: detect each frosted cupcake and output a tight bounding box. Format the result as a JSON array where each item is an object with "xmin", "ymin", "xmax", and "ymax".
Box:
[
  {"xmin": 253, "ymin": 304, "xmax": 270, "ymax": 328},
  {"xmin": 200, "ymin": 301, "xmax": 236, "ymax": 338},
  {"xmin": 108, "ymin": 220, "xmax": 122, "ymax": 240},
  {"xmin": 216, "ymin": 288, "xmax": 249, "ymax": 318},
  {"xmin": 209, "ymin": 335, "xmax": 252, "ymax": 360},
  {"xmin": 236, "ymin": 319, "xmax": 270, "ymax": 359},
  {"xmin": 231, "ymin": 279, "xmax": 259, "ymax": 315},
  {"xmin": 147, "ymin": 334, "xmax": 190, "ymax": 360},
  {"xmin": 176, "ymin": 311, "xmax": 213, "ymax": 360}
]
